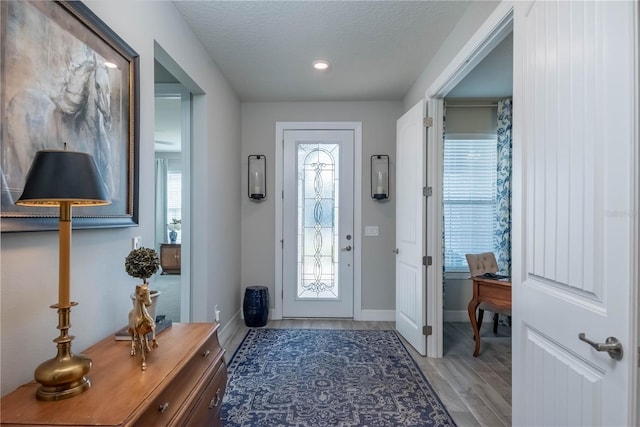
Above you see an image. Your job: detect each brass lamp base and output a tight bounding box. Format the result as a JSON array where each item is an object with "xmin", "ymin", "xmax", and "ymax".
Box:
[{"xmin": 34, "ymin": 303, "xmax": 92, "ymax": 401}]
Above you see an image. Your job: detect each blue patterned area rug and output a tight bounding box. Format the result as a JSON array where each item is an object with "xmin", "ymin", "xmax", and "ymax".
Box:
[{"xmin": 221, "ymin": 329, "xmax": 456, "ymax": 426}]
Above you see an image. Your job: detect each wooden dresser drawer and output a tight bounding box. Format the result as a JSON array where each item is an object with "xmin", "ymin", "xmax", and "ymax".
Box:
[
  {"xmin": 134, "ymin": 332, "xmax": 224, "ymax": 426},
  {"xmin": 0, "ymin": 323, "xmax": 226, "ymax": 427},
  {"xmin": 181, "ymin": 359, "xmax": 228, "ymax": 427}
]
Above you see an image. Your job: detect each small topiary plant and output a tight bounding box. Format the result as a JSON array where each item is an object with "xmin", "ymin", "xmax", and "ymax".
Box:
[{"xmin": 125, "ymin": 247, "xmax": 160, "ymax": 284}]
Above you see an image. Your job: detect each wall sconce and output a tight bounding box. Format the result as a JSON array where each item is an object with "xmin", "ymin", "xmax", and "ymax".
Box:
[
  {"xmin": 371, "ymin": 155, "xmax": 389, "ymax": 200},
  {"xmin": 15, "ymin": 147, "xmax": 110, "ymax": 401},
  {"xmin": 248, "ymin": 155, "xmax": 266, "ymax": 200}
]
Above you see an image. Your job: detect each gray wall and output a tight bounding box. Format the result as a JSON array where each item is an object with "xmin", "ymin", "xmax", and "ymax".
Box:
[
  {"xmin": 444, "ymin": 103, "xmax": 498, "ymax": 136},
  {"xmin": 240, "ymin": 102, "xmax": 402, "ymax": 315},
  {"xmin": 443, "ymin": 276, "xmax": 473, "ymax": 321},
  {"xmin": 1, "ymin": 1, "xmax": 241, "ymax": 395}
]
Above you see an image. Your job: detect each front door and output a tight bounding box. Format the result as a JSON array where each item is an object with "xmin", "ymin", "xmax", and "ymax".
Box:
[
  {"xmin": 282, "ymin": 130, "xmax": 354, "ymax": 318},
  {"xmin": 513, "ymin": 1, "xmax": 638, "ymax": 424}
]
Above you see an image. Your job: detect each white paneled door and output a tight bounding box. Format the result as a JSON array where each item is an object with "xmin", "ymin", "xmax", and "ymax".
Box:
[
  {"xmin": 282, "ymin": 130, "xmax": 354, "ymax": 318},
  {"xmin": 395, "ymin": 101, "xmax": 427, "ymax": 355},
  {"xmin": 513, "ymin": 1, "xmax": 638, "ymax": 425}
]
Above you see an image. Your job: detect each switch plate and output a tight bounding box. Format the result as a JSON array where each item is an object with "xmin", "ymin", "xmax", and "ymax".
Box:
[
  {"xmin": 132, "ymin": 237, "xmax": 141, "ymax": 250},
  {"xmin": 364, "ymin": 226, "xmax": 379, "ymax": 236}
]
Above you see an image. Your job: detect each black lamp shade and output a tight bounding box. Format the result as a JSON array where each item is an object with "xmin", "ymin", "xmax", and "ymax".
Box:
[{"xmin": 16, "ymin": 150, "xmax": 110, "ymax": 206}]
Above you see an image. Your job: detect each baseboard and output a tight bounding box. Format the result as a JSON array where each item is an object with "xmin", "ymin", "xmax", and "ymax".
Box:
[
  {"xmin": 359, "ymin": 309, "xmax": 395, "ymax": 322},
  {"xmin": 239, "ymin": 308, "xmax": 394, "ymax": 322},
  {"xmin": 237, "ymin": 309, "xmax": 468, "ymax": 323},
  {"xmin": 443, "ymin": 310, "xmax": 470, "ymax": 322},
  {"xmin": 218, "ymin": 309, "xmax": 242, "ymax": 348}
]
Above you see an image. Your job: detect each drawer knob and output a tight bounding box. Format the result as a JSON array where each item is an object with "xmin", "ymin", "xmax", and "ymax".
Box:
[
  {"xmin": 202, "ymin": 349, "xmax": 211, "ymax": 358},
  {"xmin": 159, "ymin": 402, "xmax": 170, "ymax": 414},
  {"xmin": 208, "ymin": 389, "xmax": 222, "ymax": 409}
]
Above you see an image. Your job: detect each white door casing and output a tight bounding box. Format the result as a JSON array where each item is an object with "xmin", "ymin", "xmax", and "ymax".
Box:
[
  {"xmin": 425, "ymin": 98, "xmax": 445, "ymax": 358},
  {"xmin": 512, "ymin": 1, "xmax": 638, "ymax": 425},
  {"xmin": 395, "ymin": 100, "xmax": 427, "ymax": 355},
  {"xmin": 282, "ymin": 129, "xmax": 355, "ymax": 318}
]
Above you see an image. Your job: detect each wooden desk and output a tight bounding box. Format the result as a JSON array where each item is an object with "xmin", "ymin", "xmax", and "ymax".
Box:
[
  {"xmin": 467, "ymin": 277, "xmax": 512, "ymax": 357},
  {"xmin": 1, "ymin": 323, "xmax": 226, "ymax": 426}
]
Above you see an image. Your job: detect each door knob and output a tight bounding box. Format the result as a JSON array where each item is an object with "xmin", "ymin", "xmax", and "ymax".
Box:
[
  {"xmin": 578, "ymin": 333, "xmax": 623, "ymax": 360},
  {"xmin": 393, "ymin": 248, "xmax": 399, "ymax": 254},
  {"xmin": 342, "ymin": 245, "xmax": 352, "ymax": 251}
]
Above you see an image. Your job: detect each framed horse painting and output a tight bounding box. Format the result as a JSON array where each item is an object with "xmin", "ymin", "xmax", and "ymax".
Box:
[{"xmin": 0, "ymin": 0, "xmax": 139, "ymax": 231}]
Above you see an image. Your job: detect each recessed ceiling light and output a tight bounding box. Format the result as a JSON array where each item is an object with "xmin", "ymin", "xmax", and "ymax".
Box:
[{"xmin": 312, "ymin": 60, "xmax": 330, "ymax": 71}]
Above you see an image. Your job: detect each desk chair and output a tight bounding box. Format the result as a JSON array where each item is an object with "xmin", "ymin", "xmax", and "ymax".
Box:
[{"xmin": 465, "ymin": 252, "xmax": 510, "ymax": 334}]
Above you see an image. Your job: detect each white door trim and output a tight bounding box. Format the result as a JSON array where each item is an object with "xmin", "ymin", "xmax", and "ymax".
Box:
[
  {"xmin": 422, "ymin": 2, "xmax": 515, "ymax": 358},
  {"xmin": 274, "ymin": 122, "xmax": 362, "ymax": 320},
  {"xmin": 425, "ymin": 98, "xmax": 444, "ymax": 358}
]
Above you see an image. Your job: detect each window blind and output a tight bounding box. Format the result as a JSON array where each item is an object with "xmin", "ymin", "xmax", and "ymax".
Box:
[{"xmin": 443, "ymin": 138, "xmax": 497, "ymax": 271}]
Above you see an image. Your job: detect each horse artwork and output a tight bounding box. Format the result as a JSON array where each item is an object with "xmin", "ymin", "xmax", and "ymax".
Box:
[
  {"xmin": 2, "ymin": 51, "xmax": 116, "ymax": 202},
  {"xmin": 128, "ymin": 283, "xmax": 158, "ymax": 371}
]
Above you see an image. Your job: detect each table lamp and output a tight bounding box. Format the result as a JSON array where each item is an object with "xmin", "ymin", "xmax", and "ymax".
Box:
[{"xmin": 15, "ymin": 147, "xmax": 110, "ymax": 401}]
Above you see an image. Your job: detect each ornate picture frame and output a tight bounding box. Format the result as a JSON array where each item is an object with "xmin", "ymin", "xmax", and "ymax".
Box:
[{"xmin": 1, "ymin": 0, "xmax": 139, "ymax": 232}]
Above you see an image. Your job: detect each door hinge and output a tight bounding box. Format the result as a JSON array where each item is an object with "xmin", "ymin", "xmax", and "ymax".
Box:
[
  {"xmin": 280, "ymin": 239, "xmax": 284, "ymax": 248},
  {"xmin": 282, "ymin": 190, "xmax": 284, "ymax": 199},
  {"xmin": 423, "ymin": 117, "xmax": 433, "ymax": 127},
  {"xmin": 638, "ymin": 346, "xmax": 640, "ymax": 368},
  {"xmin": 423, "ymin": 186, "xmax": 432, "ymax": 197},
  {"xmin": 423, "ymin": 256, "xmax": 432, "ymax": 266},
  {"xmin": 423, "ymin": 325, "xmax": 433, "ymax": 336}
]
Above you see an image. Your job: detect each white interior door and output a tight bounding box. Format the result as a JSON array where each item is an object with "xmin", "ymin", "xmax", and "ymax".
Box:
[
  {"xmin": 282, "ymin": 130, "xmax": 354, "ymax": 318},
  {"xmin": 395, "ymin": 101, "xmax": 427, "ymax": 355},
  {"xmin": 513, "ymin": 1, "xmax": 638, "ymax": 425}
]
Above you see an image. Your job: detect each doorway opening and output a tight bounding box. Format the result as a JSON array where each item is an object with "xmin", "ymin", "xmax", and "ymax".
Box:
[
  {"xmin": 439, "ymin": 32, "xmax": 513, "ymax": 355},
  {"xmin": 422, "ymin": 5, "xmax": 513, "ymax": 358},
  {"xmin": 153, "ymin": 58, "xmax": 192, "ymax": 323}
]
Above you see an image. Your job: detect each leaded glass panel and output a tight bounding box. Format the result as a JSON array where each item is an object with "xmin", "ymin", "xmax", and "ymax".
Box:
[{"xmin": 296, "ymin": 143, "xmax": 340, "ymax": 299}]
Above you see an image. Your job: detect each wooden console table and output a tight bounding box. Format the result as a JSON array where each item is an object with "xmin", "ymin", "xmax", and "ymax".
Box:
[
  {"xmin": 0, "ymin": 323, "xmax": 226, "ymax": 426},
  {"xmin": 467, "ymin": 276, "xmax": 512, "ymax": 357}
]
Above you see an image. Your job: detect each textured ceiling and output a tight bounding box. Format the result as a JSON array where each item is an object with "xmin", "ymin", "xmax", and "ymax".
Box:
[{"xmin": 172, "ymin": 1, "xmax": 472, "ymax": 102}]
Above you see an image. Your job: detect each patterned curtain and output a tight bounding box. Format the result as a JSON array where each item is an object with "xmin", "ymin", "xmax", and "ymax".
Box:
[{"xmin": 495, "ymin": 98, "xmax": 512, "ymax": 275}]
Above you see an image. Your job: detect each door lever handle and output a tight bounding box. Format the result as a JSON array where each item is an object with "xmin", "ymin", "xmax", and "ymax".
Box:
[
  {"xmin": 578, "ymin": 333, "xmax": 623, "ymax": 360},
  {"xmin": 392, "ymin": 248, "xmax": 399, "ymax": 254},
  {"xmin": 341, "ymin": 245, "xmax": 352, "ymax": 251}
]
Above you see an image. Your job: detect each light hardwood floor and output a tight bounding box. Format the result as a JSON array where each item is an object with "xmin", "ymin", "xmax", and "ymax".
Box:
[{"xmin": 222, "ymin": 319, "xmax": 512, "ymax": 427}]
